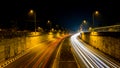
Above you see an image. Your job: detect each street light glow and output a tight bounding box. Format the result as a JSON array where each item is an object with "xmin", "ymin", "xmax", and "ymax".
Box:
[
  {"xmin": 83, "ymin": 20, "xmax": 87, "ymax": 24},
  {"xmin": 79, "ymin": 19, "xmax": 87, "ymax": 32},
  {"xmin": 30, "ymin": 10, "xmax": 34, "ymax": 14},
  {"xmin": 48, "ymin": 20, "xmax": 50, "ymax": 23},
  {"xmin": 95, "ymin": 11, "xmax": 99, "ymax": 15}
]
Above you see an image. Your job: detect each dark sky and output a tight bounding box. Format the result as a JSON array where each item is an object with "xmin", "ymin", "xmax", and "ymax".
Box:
[{"xmin": 0, "ymin": 0, "xmax": 120, "ymax": 32}]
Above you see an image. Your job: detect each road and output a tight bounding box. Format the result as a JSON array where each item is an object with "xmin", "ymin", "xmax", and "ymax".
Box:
[
  {"xmin": 1, "ymin": 32, "xmax": 120, "ymax": 68},
  {"xmin": 52, "ymin": 37, "xmax": 78, "ymax": 68},
  {"xmin": 70, "ymin": 33, "xmax": 120, "ymax": 68},
  {"xmin": 3, "ymin": 33, "xmax": 67, "ymax": 68}
]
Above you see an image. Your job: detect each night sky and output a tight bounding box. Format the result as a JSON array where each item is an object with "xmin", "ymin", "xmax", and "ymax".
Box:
[{"xmin": 0, "ymin": 0, "xmax": 120, "ymax": 32}]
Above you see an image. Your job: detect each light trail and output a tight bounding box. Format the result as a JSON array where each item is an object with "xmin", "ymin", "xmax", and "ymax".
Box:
[{"xmin": 70, "ymin": 33, "xmax": 120, "ymax": 68}]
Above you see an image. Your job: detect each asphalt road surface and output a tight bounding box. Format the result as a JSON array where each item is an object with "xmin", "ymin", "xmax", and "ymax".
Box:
[
  {"xmin": 52, "ymin": 37, "xmax": 78, "ymax": 68},
  {"xmin": 70, "ymin": 33, "xmax": 120, "ymax": 68}
]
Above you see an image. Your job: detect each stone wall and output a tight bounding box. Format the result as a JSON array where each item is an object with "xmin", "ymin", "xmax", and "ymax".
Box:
[
  {"xmin": 80, "ymin": 32, "xmax": 120, "ymax": 61},
  {"xmin": 0, "ymin": 31, "xmax": 28, "ymax": 62},
  {"xmin": 0, "ymin": 31, "xmax": 68, "ymax": 63}
]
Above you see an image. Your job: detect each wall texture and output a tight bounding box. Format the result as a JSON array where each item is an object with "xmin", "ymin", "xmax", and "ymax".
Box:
[
  {"xmin": 0, "ymin": 31, "xmax": 67, "ymax": 63},
  {"xmin": 80, "ymin": 32, "xmax": 120, "ymax": 61}
]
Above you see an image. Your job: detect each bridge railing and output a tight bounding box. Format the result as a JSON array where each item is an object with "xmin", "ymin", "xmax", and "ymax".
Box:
[{"xmin": 91, "ymin": 25, "xmax": 120, "ymax": 32}]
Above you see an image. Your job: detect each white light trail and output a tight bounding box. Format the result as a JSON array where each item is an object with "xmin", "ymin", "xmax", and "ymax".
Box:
[{"xmin": 70, "ymin": 33, "xmax": 120, "ymax": 68}]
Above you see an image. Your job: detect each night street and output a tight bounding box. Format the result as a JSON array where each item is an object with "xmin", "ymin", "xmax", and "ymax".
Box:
[{"xmin": 0, "ymin": 0, "xmax": 120, "ymax": 68}]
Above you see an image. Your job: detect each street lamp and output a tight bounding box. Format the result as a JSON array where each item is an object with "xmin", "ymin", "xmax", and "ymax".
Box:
[
  {"xmin": 80, "ymin": 19, "xmax": 87, "ymax": 32},
  {"xmin": 92, "ymin": 11, "xmax": 99, "ymax": 28},
  {"xmin": 29, "ymin": 9, "xmax": 37, "ymax": 34},
  {"xmin": 83, "ymin": 19, "xmax": 87, "ymax": 24},
  {"xmin": 47, "ymin": 20, "xmax": 52, "ymax": 31}
]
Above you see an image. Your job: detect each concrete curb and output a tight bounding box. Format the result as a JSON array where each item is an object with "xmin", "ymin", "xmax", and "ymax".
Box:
[
  {"xmin": 0, "ymin": 43, "xmax": 41, "ymax": 68},
  {"xmin": 0, "ymin": 52, "xmax": 27, "ymax": 68}
]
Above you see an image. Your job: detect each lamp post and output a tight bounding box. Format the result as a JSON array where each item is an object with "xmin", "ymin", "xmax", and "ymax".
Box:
[
  {"xmin": 92, "ymin": 11, "xmax": 99, "ymax": 28},
  {"xmin": 80, "ymin": 19, "xmax": 87, "ymax": 32},
  {"xmin": 47, "ymin": 20, "xmax": 52, "ymax": 31},
  {"xmin": 29, "ymin": 9, "xmax": 36, "ymax": 34}
]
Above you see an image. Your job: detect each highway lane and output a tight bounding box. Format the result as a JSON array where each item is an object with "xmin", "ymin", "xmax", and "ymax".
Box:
[
  {"xmin": 4, "ymin": 34, "xmax": 67, "ymax": 68},
  {"xmin": 70, "ymin": 33, "xmax": 120, "ymax": 68},
  {"xmin": 52, "ymin": 37, "xmax": 78, "ymax": 68}
]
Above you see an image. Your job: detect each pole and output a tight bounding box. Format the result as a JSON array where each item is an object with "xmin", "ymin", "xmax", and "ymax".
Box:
[
  {"xmin": 92, "ymin": 13, "xmax": 94, "ymax": 28},
  {"xmin": 34, "ymin": 13, "xmax": 36, "ymax": 34}
]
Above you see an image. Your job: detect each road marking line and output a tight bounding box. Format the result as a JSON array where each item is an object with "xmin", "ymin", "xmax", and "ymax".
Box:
[
  {"xmin": 52, "ymin": 39, "xmax": 65, "ymax": 68},
  {"xmin": 59, "ymin": 61, "xmax": 76, "ymax": 62}
]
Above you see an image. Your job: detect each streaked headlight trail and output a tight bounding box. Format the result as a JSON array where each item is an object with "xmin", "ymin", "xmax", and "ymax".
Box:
[{"xmin": 70, "ymin": 33, "xmax": 120, "ymax": 68}]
